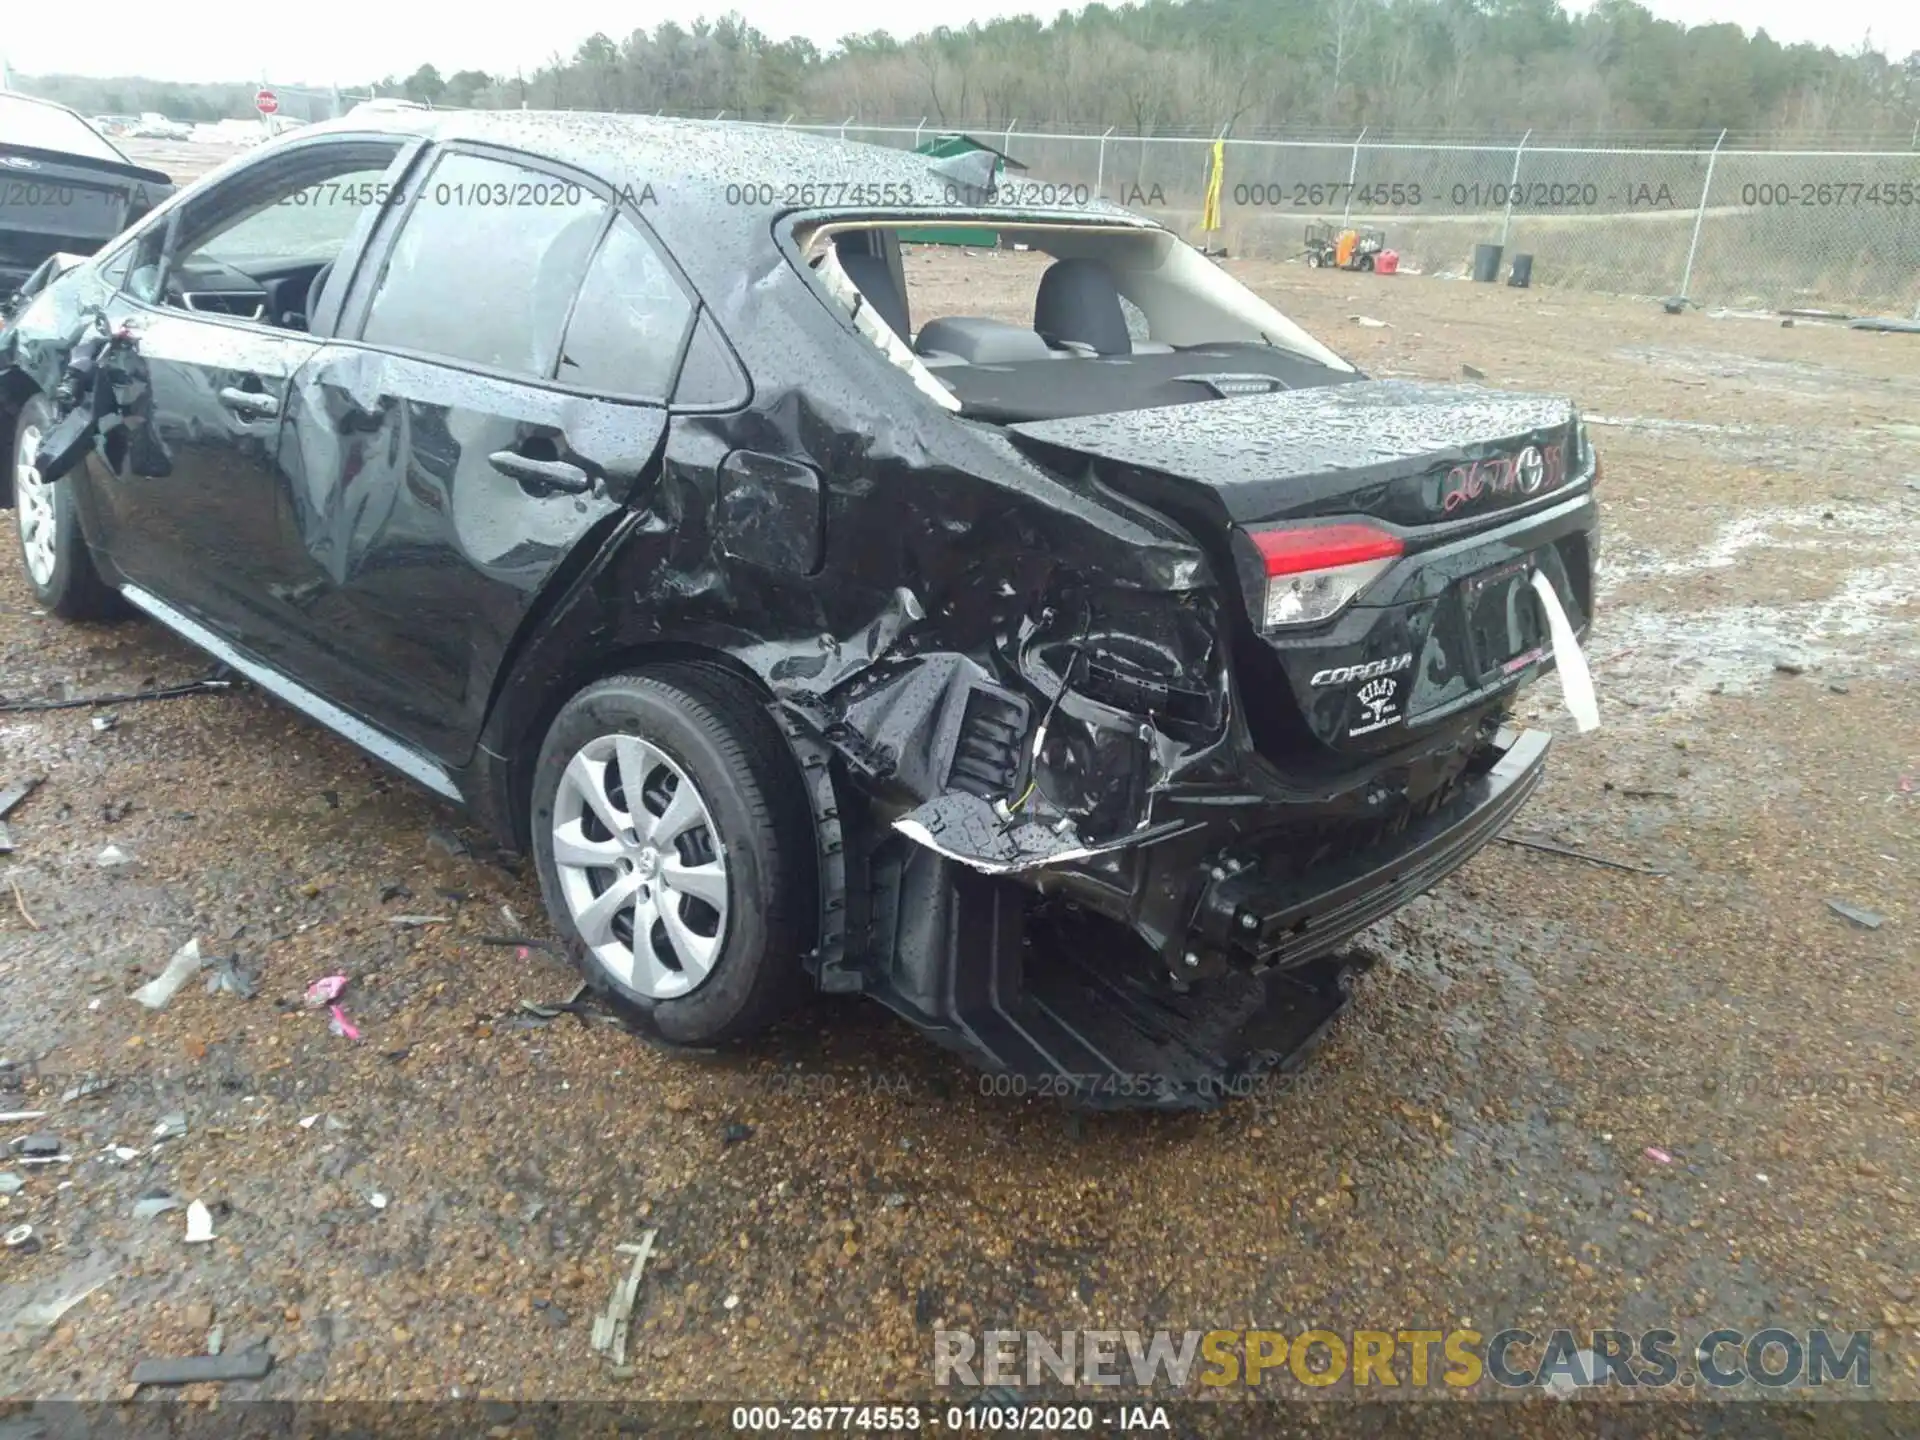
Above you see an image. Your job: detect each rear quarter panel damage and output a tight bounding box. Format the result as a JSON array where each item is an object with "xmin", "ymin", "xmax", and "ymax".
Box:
[{"xmin": 471, "ymin": 249, "xmax": 1242, "ymax": 937}]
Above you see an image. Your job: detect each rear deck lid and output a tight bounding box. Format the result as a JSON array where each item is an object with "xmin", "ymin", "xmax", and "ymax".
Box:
[
  {"xmin": 0, "ymin": 147, "xmax": 171, "ymax": 288},
  {"xmin": 1005, "ymin": 378, "xmax": 1578, "ymax": 528}
]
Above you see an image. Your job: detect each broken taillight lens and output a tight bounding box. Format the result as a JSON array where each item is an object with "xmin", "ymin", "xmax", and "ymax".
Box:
[{"xmin": 1250, "ymin": 522, "xmax": 1403, "ymax": 629}]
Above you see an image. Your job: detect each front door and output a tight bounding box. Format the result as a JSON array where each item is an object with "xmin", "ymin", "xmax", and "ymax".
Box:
[
  {"xmin": 81, "ymin": 136, "xmax": 412, "ymax": 637},
  {"xmin": 89, "ymin": 305, "xmax": 320, "ymax": 631}
]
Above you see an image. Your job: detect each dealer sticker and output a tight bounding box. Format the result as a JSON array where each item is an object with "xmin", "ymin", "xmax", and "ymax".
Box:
[{"xmin": 1348, "ymin": 675, "xmax": 1405, "ymax": 736}]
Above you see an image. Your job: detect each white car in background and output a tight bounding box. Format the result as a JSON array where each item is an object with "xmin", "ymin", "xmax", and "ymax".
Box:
[
  {"xmin": 344, "ymin": 98, "xmax": 431, "ymax": 120},
  {"xmin": 133, "ymin": 113, "xmax": 192, "ymax": 140}
]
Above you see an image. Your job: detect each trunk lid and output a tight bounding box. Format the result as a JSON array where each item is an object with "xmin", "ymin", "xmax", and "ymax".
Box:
[
  {"xmin": 1007, "ymin": 379, "xmax": 1599, "ymax": 760},
  {"xmin": 0, "ymin": 147, "xmax": 171, "ymax": 296},
  {"xmin": 1005, "ymin": 378, "xmax": 1581, "ymax": 529}
]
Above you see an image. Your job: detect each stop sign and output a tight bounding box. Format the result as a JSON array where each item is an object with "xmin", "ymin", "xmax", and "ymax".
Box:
[{"xmin": 254, "ymin": 88, "xmax": 279, "ymax": 116}]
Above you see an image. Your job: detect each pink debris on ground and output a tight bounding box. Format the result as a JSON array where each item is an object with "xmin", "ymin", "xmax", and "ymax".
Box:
[
  {"xmin": 328, "ymin": 1005, "xmax": 360, "ymax": 1041},
  {"xmin": 1645, "ymin": 1146, "xmax": 1674, "ymax": 1164},
  {"xmin": 305, "ymin": 974, "xmax": 349, "ymax": 1008}
]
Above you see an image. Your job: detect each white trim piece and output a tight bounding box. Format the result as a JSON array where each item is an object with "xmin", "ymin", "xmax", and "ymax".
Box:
[
  {"xmin": 119, "ymin": 583, "xmax": 463, "ymax": 801},
  {"xmin": 811, "ymin": 240, "xmax": 962, "ymax": 413}
]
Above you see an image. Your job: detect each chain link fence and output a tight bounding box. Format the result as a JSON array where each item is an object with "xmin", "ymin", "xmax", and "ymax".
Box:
[
  {"xmin": 259, "ymin": 82, "xmax": 1920, "ymax": 315},
  {"xmin": 831, "ymin": 124, "xmax": 1920, "ymax": 315}
]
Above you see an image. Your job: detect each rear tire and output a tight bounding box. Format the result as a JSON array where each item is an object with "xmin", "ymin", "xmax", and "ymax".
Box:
[
  {"xmin": 529, "ymin": 664, "xmax": 816, "ymax": 1045},
  {"xmin": 10, "ymin": 394, "xmax": 122, "ymax": 620}
]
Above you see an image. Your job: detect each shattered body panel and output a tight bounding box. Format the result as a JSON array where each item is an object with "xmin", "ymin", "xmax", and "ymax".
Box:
[{"xmin": 0, "ymin": 111, "xmax": 1601, "ymax": 1106}]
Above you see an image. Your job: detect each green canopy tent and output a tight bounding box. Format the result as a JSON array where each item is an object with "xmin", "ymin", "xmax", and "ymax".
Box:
[{"xmin": 901, "ymin": 134, "xmax": 1029, "ymax": 247}]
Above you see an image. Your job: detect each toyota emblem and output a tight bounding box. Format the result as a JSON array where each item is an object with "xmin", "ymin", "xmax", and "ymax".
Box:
[{"xmin": 1516, "ymin": 446, "xmax": 1546, "ymax": 493}]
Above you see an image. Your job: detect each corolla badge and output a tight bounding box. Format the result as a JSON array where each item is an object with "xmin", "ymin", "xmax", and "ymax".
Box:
[{"xmin": 1311, "ymin": 653, "xmax": 1412, "ymax": 687}]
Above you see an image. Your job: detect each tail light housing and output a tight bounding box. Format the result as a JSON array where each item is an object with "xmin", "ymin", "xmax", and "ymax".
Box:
[{"xmin": 1245, "ymin": 522, "xmax": 1403, "ymax": 629}]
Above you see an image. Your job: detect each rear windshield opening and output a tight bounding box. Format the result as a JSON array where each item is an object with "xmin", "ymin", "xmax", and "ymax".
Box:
[{"xmin": 799, "ymin": 220, "xmax": 1358, "ymax": 424}]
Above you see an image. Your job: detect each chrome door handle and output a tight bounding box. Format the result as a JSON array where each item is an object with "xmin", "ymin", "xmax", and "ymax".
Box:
[
  {"xmin": 488, "ymin": 450, "xmax": 593, "ymax": 496},
  {"xmin": 218, "ymin": 387, "xmax": 279, "ymax": 419}
]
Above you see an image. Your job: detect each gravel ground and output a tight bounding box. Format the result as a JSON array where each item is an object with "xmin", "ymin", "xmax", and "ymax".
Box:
[{"xmin": 1, "ymin": 196, "xmax": 1916, "ymax": 1413}]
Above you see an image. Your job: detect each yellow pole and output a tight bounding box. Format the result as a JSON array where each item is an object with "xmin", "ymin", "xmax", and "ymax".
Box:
[{"xmin": 1201, "ymin": 138, "xmax": 1225, "ymax": 247}]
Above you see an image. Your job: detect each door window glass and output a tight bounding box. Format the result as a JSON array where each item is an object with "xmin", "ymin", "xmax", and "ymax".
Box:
[
  {"xmin": 193, "ymin": 169, "xmax": 395, "ymax": 270},
  {"xmin": 360, "ymin": 152, "xmax": 606, "ymax": 378}
]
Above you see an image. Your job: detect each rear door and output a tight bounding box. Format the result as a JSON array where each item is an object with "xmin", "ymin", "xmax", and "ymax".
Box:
[{"xmin": 264, "ymin": 145, "xmax": 700, "ymax": 763}]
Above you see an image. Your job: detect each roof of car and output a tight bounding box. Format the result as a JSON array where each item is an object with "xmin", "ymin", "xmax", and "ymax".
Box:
[{"xmin": 291, "ymin": 108, "xmax": 1151, "ymax": 228}]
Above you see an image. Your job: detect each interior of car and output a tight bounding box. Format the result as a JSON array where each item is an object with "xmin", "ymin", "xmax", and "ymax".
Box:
[
  {"xmin": 124, "ymin": 152, "xmax": 402, "ymax": 335},
  {"xmin": 811, "ymin": 222, "xmax": 1362, "ymax": 424}
]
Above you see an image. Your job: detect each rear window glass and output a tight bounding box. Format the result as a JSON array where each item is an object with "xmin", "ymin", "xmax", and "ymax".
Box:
[
  {"xmin": 554, "ymin": 215, "xmax": 694, "ymax": 400},
  {"xmin": 0, "ymin": 94, "xmax": 130, "ymax": 166}
]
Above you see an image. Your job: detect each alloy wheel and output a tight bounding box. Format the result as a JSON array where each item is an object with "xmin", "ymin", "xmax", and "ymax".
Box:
[
  {"xmin": 15, "ymin": 422, "xmax": 56, "ymax": 588},
  {"xmin": 550, "ymin": 733, "xmax": 730, "ymax": 999}
]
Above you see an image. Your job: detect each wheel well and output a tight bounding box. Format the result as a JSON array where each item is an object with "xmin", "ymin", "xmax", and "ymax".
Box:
[{"xmin": 504, "ymin": 641, "xmax": 780, "ymax": 852}]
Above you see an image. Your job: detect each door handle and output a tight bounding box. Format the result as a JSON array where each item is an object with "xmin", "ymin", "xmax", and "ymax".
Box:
[
  {"xmin": 218, "ymin": 386, "xmax": 279, "ymax": 419},
  {"xmin": 489, "ymin": 450, "xmax": 593, "ymax": 497}
]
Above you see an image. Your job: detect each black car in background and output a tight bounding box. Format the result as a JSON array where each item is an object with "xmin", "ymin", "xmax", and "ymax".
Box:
[
  {"xmin": 1, "ymin": 91, "xmax": 171, "ymax": 302},
  {"xmin": 0, "ymin": 111, "xmax": 1601, "ymax": 1107}
]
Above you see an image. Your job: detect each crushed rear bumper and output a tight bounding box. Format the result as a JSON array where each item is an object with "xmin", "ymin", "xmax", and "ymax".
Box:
[
  {"xmin": 1191, "ymin": 726, "xmax": 1550, "ymax": 968},
  {"xmin": 863, "ymin": 726, "xmax": 1550, "ymax": 1110}
]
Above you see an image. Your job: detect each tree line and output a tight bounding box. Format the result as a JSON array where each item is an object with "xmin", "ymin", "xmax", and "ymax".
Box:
[{"xmin": 19, "ymin": 0, "xmax": 1920, "ymax": 143}]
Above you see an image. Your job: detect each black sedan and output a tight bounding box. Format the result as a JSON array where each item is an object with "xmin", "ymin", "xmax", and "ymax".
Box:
[{"xmin": 0, "ymin": 110, "xmax": 1601, "ymax": 1107}]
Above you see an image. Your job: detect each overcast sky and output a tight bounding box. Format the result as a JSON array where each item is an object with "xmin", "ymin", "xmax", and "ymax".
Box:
[{"xmin": 3, "ymin": 0, "xmax": 1914, "ymax": 88}]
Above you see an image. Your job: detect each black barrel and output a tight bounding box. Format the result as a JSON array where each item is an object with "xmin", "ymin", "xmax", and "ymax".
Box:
[
  {"xmin": 1508, "ymin": 253, "xmax": 1534, "ymax": 288},
  {"xmin": 1471, "ymin": 242, "xmax": 1503, "ymax": 282}
]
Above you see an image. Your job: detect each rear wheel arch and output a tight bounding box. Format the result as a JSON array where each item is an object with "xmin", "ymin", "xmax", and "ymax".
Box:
[
  {"xmin": 527, "ymin": 658, "xmax": 822, "ymax": 1041},
  {"xmin": 502, "ymin": 640, "xmax": 794, "ymax": 852}
]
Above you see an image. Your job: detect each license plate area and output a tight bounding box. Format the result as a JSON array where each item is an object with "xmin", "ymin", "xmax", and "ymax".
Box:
[{"xmin": 1461, "ymin": 556, "xmax": 1549, "ymax": 681}]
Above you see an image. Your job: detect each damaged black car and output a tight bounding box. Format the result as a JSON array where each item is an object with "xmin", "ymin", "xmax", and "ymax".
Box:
[{"xmin": 0, "ymin": 112, "xmax": 1601, "ymax": 1107}]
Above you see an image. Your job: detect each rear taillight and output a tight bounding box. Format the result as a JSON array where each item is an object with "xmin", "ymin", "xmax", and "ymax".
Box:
[{"xmin": 1249, "ymin": 522, "xmax": 1403, "ymax": 629}]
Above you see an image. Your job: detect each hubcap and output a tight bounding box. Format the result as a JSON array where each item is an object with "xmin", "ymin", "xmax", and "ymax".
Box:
[
  {"xmin": 551, "ymin": 734, "xmax": 729, "ymax": 999},
  {"xmin": 15, "ymin": 423, "xmax": 57, "ymax": 588}
]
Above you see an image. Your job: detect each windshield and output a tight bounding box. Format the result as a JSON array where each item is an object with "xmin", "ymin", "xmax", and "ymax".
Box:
[{"xmin": 0, "ymin": 94, "xmax": 131, "ymax": 166}]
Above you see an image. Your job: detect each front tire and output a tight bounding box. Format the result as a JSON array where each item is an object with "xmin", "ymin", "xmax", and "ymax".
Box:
[
  {"xmin": 529, "ymin": 664, "xmax": 817, "ymax": 1045},
  {"xmin": 11, "ymin": 394, "xmax": 121, "ymax": 619}
]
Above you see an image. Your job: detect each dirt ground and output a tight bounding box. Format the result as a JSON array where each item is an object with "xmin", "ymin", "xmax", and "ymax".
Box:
[{"xmin": 1, "ymin": 194, "xmax": 1917, "ymax": 1414}]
